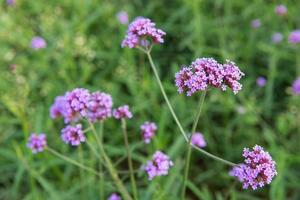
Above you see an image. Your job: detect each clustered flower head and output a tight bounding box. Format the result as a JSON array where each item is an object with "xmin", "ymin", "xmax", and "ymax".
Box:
[
  {"xmin": 61, "ymin": 124, "xmax": 85, "ymax": 146},
  {"xmin": 230, "ymin": 145, "xmax": 277, "ymax": 190},
  {"xmin": 288, "ymin": 30, "xmax": 300, "ymax": 44},
  {"xmin": 27, "ymin": 133, "xmax": 47, "ymax": 153},
  {"xmin": 121, "ymin": 17, "xmax": 166, "ymax": 48},
  {"xmin": 144, "ymin": 151, "xmax": 173, "ymax": 180},
  {"xmin": 107, "ymin": 193, "xmax": 121, "ymax": 200},
  {"xmin": 31, "ymin": 36, "xmax": 47, "ymax": 49},
  {"xmin": 292, "ymin": 77, "xmax": 300, "ymax": 95},
  {"xmin": 272, "ymin": 32, "xmax": 283, "ymax": 44},
  {"xmin": 88, "ymin": 91, "xmax": 113, "ymax": 122},
  {"xmin": 256, "ymin": 76, "xmax": 267, "ymax": 87},
  {"xmin": 191, "ymin": 132, "xmax": 206, "ymax": 148},
  {"xmin": 113, "ymin": 105, "xmax": 133, "ymax": 119},
  {"xmin": 275, "ymin": 4, "xmax": 287, "ymax": 16},
  {"xmin": 175, "ymin": 58, "xmax": 244, "ymax": 96},
  {"xmin": 140, "ymin": 121, "xmax": 157, "ymax": 143},
  {"xmin": 117, "ymin": 11, "xmax": 129, "ymax": 25},
  {"xmin": 251, "ymin": 19, "xmax": 261, "ymax": 29}
]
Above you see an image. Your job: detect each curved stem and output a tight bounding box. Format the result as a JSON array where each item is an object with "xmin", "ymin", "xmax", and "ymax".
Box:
[
  {"xmin": 182, "ymin": 90, "xmax": 206, "ymax": 199},
  {"xmin": 121, "ymin": 119, "xmax": 138, "ymax": 200}
]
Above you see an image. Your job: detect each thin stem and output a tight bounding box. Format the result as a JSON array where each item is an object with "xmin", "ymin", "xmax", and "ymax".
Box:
[
  {"xmin": 121, "ymin": 119, "xmax": 138, "ymax": 200},
  {"xmin": 182, "ymin": 90, "xmax": 207, "ymax": 199},
  {"xmin": 99, "ymin": 121, "xmax": 105, "ymax": 200},
  {"xmin": 145, "ymin": 51, "xmax": 236, "ymax": 167}
]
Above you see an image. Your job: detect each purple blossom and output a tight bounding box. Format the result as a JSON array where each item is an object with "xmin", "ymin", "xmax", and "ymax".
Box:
[
  {"xmin": 256, "ymin": 77, "xmax": 267, "ymax": 87},
  {"xmin": 191, "ymin": 132, "xmax": 206, "ymax": 148},
  {"xmin": 88, "ymin": 91, "xmax": 113, "ymax": 122},
  {"xmin": 107, "ymin": 193, "xmax": 121, "ymax": 200},
  {"xmin": 140, "ymin": 121, "xmax": 157, "ymax": 143},
  {"xmin": 288, "ymin": 30, "xmax": 300, "ymax": 44},
  {"xmin": 6, "ymin": 0, "xmax": 15, "ymax": 5},
  {"xmin": 292, "ymin": 77, "xmax": 300, "ymax": 95},
  {"xmin": 144, "ymin": 151, "xmax": 173, "ymax": 180},
  {"xmin": 230, "ymin": 145, "xmax": 277, "ymax": 190},
  {"xmin": 251, "ymin": 19, "xmax": 261, "ymax": 29},
  {"xmin": 31, "ymin": 36, "xmax": 47, "ymax": 49},
  {"xmin": 122, "ymin": 17, "xmax": 166, "ymax": 48},
  {"xmin": 175, "ymin": 58, "xmax": 244, "ymax": 96},
  {"xmin": 27, "ymin": 133, "xmax": 47, "ymax": 153},
  {"xmin": 61, "ymin": 124, "xmax": 85, "ymax": 146},
  {"xmin": 272, "ymin": 32, "xmax": 283, "ymax": 44},
  {"xmin": 275, "ymin": 5, "xmax": 287, "ymax": 16},
  {"xmin": 113, "ymin": 105, "xmax": 133, "ymax": 119},
  {"xmin": 117, "ymin": 11, "xmax": 129, "ymax": 25},
  {"xmin": 50, "ymin": 96, "xmax": 67, "ymax": 119}
]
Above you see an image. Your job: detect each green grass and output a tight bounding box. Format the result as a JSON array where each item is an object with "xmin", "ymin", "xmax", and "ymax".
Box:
[{"xmin": 1, "ymin": 0, "xmax": 300, "ymax": 199}]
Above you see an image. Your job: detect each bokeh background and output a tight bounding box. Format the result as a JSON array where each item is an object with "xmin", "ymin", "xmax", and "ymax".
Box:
[{"xmin": 1, "ymin": 0, "xmax": 300, "ymax": 199}]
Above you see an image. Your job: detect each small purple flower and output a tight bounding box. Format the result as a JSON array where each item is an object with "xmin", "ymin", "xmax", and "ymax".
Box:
[
  {"xmin": 6, "ymin": 0, "xmax": 15, "ymax": 5},
  {"xmin": 61, "ymin": 124, "xmax": 85, "ymax": 146},
  {"xmin": 88, "ymin": 91, "xmax": 113, "ymax": 122},
  {"xmin": 50, "ymin": 96, "xmax": 67, "ymax": 119},
  {"xmin": 288, "ymin": 30, "xmax": 300, "ymax": 44},
  {"xmin": 31, "ymin": 36, "xmax": 47, "ymax": 50},
  {"xmin": 222, "ymin": 60, "xmax": 245, "ymax": 94},
  {"xmin": 27, "ymin": 133, "xmax": 47, "ymax": 153},
  {"xmin": 107, "ymin": 193, "xmax": 121, "ymax": 200},
  {"xmin": 292, "ymin": 77, "xmax": 300, "ymax": 95},
  {"xmin": 230, "ymin": 145, "xmax": 277, "ymax": 190},
  {"xmin": 251, "ymin": 19, "xmax": 261, "ymax": 29},
  {"xmin": 113, "ymin": 105, "xmax": 133, "ymax": 119},
  {"xmin": 256, "ymin": 77, "xmax": 267, "ymax": 87},
  {"xmin": 117, "ymin": 11, "xmax": 129, "ymax": 25},
  {"xmin": 144, "ymin": 151, "xmax": 173, "ymax": 180},
  {"xmin": 275, "ymin": 5, "xmax": 287, "ymax": 16},
  {"xmin": 122, "ymin": 17, "xmax": 166, "ymax": 48},
  {"xmin": 191, "ymin": 132, "xmax": 206, "ymax": 148},
  {"xmin": 140, "ymin": 121, "xmax": 157, "ymax": 143},
  {"xmin": 272, "ymin": 32, "xmax": 283, "ymax": 44}
]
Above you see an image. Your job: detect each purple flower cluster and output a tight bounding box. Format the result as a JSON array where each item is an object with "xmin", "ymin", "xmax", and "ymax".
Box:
[
  {"xmin": 275, "ymin": 5, "xmax": 287, "ymax": 16},
  {"xmin": 140, "ymin": 121, "xmax": 157, "ymax": 143},
  {"xmin": 61, "ymin": 124, "xmax": 85, "ymax": 146},
  {"xmin": 251, "ymin": 19, "xmax": 261, "ymax": 29},
  {"xmin": 230, "ymin": 145, "xmax": 277, "ymax": 190},
  {"xmin": 191, "ymin": 132, "xmax": 206, "ymax": 148},
  {"xmin": 31, "ymin": 36, "xmax": 47, "ymax": 49},
  {"xmin": 256, "ymin": 77, "xmax": 266, "ymax": 87},
  {"xmin": 144, "ymin": 151, "xmax": 173, "ymax": 180},
  {"xmin": 113, "ymin": 105, "xmax": 133, "ymax": 119},
  {"xmin": 88, "ymin": 92, "xmax": 113, "ymax": 122},
  {"xmin": 272, "ymin": 32, "xmax": 283, "ymax": 44},
  {"xmin": 107, "ymin": 193, "xmax": 121, "ymax": 200},
  {"xmin": 117, "ymin": 11, "xmax": 129, "ymax": 25},
  {"xmin": 288, "ymin": 30, "xmax": 300, "ymax": 44},
  {"xmin": 292, "ymin": 77, "xmax": 300, "ymax": 95},
  {"xmin": 27, "ymin": 133, "xmax": 47, "ymax": 153},
  {"xmin": 175, "ymin": 58, "xmax": 244, "ymax": 96},
  {"xmin": 121, "ymin": 17, "xmax": 166, "ymax": 48}
]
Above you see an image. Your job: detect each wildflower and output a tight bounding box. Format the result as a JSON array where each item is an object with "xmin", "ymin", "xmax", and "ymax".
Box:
[
  {"xmin": 6, "ymin": 0, "xmax": 15, "ymax": 5},
  {"xmin": 117, "ymin": 11, "xmax": 129, "ymax": 25},
  {"xmin": 31, "ymin": 36, "xmax": 47, "ymax": 49},
  {"xmin": 275, "ymin": 5, "xmax": 287, "ymax": 16},
  {"xmin": 288, "ymin": 30, "xmax": 300, "ymax": 44},
  {"xmin": 88, "ymin": 91, "xmax": 113, "ymax": 122},
  {"xmin": 50, "ymin": 96, "xmax": 67, "ymax": 119},
  {"xmin": 144, "ymin": 151, "xmax": 173, "ymax": 180},
  {"xmin": 108, "ymin": 193, "xmax": 121, "ymax": 200},
  {"xmin": 251, "ymin": 19, "xmax": 261, "ymax": 29},
  {"xmin": 113, "ymin": 105, "xmax": 132, "ymax": 119},
  {"xmin": 191, "ymin": 132, "xmax": 206, "ymax": 148},
  {"xmin": 292, "ymin": 77, "xmax": 300, "ymax": 95},
  {"xmin": 121, "ymin": 17, "xmax": 166, "ymax": 48},
  {"xmin": 271, "ymin": 32, "xmax": 283, "ymax": 44},
  {"xmin": 140, "ymin": 121, "xmax": 157, "ymax": 143},
  {"xmin": 230, "ymin": 145, "xmax": 277, "ymax": 190},
  {"xmin": 256, "ymin": 77, "xmax": 266, "ymax": 87},
  {"xmin": 222, "ymin": 60, "xmax": 245, "ymax": 94},
  {"xmin": 61, "ymin": 124, "xmax": 85, "ymax": 146},
  {"xmin": 27, "ymin": 133, "xmax": 47, "ymax": 153}
]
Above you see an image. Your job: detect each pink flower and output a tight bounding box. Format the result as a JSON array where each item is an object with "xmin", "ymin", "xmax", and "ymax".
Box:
[
  {"xmin": 27, "ymin": 133, "xmax": 47, "ymax": 153},
  {"xmin": 61, "ymin": 124, "xmax": 85, "ymax": 146},
  {"xmin": 191, "ymin": 132, "xmax": 206, "ymax": 148},
  {"xmin": 275, "ymin": 5, "xmax": 287, "ymax": 16},
  {"xmin": 140, "ymin": 121, "xmax": 157, "ymax": 143},
  {"xmin": 251, "ymin": 19, "xmax": 261, "ymax": 29},
  {"xmin": 288, "ymin": 30, "xmax": 300, "ymax": 44},
  {"xmin": 113, "ymin": 105, "xmax": 133, "ymax": 119},
  {"xmin": 107, "ymin": 193, "xmax": 121, "ymax": 200},
  {"xmin": 31, "ymin": 36, "xmax": 47, "ymax": 49},
  {"xmin": 117, "ymin": 11, "xmax": 129, "ymax": 25}
]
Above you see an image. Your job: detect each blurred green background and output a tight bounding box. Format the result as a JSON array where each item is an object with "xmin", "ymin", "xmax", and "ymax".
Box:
[{"xmin": 1, "ymin": 0, "xmax": 300, "ymax": 199}]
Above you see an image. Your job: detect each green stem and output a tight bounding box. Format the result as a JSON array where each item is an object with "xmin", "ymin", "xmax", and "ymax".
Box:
[
  {"xmin": 181, "ymin": 90, "xmax": 206, "ymax": 200},
  {"xmin": 145, "ymin": 51, "xmax": 236, "ymax": 167},
  {"xmin": 99, "ymin": 121, "xmax": 105, "ymax": 200},
  {"xmin": 121, "ymin": 119, "xmax": 138, "ymax": 200}
]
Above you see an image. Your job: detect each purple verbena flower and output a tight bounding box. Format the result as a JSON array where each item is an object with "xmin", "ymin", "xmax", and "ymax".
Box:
[
  {"xmin": 256, "ymin": 77, "xmax": 266, "ymax": 87},
  {"xmin": 230, "ymin": 145, "xmax": 277, "ymax": 190},
  {"xmin": 6, "ymin": 0, "xmax": 15, "ymax": 5},
  {"xmin": 288, "ymin": 30, "xmax": 300, "ymax": 44},
  {"xmin": 27, "ymin": 133, "xmax": 47, "ymax": 153},
  {"xmin": 50, "ymin": 96, "xmax": 67, "ymax": 119},
  {"xmin": 61, "ymin": 124, "xmax": 85, "ymax": 146},
  {"xmin": 88, "ymin": 91, "xmax": 113, "ymax": 122},
  {"xmin": 107, "ymin": 193, "xmax": 121, "ymax": 200},
  {"xmin": 113, "ymin": 105, "xmax": 133, "ymax": 119},
  {"xmin": 251, "ymin": 19, "xmax": 261, "ymax": 29},
  {"xmin": 117, "ymin": 11, "xmax": 129, "ymax": 25},
  {"xmin": 122, "ymin": 17, "xmax": 166, "ymax": 48},
  {"xmin": 275, "ymin": 5, "xmax": 287, "ymax": 16},
  {"xmin": 140, "ymin": 121, "xmax": 157, "ymax": 143},
  {"xmin": 31, "ymin": 36, "xmax": 47, "ymax": 49},
  {"xmin": 144, "ymin": 151, "xmax": 173, "ymax": 180},
  {"xmin": 222, "ymin": 60, "xmax": 245, "ymax": 94},
  {"xmin": 292, "ymin": 77, "xmax": 300, "ymax": 95},
  {"xmin": 272, "ymin": 32, "xmax": 283, "ymax": 44},
  {"xmin": 191, "ymin": 132, "xmax": 206, "ymax": 148}
]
